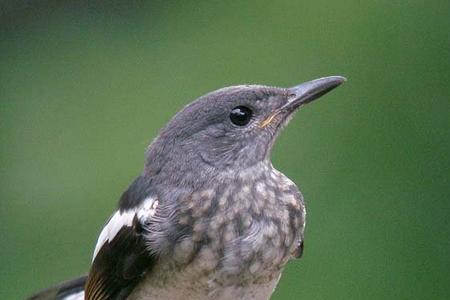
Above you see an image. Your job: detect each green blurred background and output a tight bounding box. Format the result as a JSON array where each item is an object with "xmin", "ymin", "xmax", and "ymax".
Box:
[{"xmin": 1, "ymin": 1, "xmax": 449, "ymax": 299}]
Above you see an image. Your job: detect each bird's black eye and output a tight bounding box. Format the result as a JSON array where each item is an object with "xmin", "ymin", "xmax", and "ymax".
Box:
[{"xmin": 230, "ymin": 106, "xmax": 253, "ymax": 126}]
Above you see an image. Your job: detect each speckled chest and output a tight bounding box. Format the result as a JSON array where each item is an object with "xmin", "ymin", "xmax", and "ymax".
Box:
[
  {"xmin": 130, "ymin": 164, "xmax": 305, "ymax": 299},
  {"xmin": 167, "ymin": 163, "xmax": 306, "ymax": 286}
]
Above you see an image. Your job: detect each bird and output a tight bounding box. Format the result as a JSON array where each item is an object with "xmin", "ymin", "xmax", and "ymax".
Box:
[{"xmin": 27, "ymin": 76, "xmax": 345, "ymax": 300}]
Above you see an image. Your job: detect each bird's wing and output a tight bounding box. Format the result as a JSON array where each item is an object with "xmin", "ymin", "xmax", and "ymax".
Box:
[
  {"xmin": 85, "ymin": 191, "xmax": 159, "ymax": 300},
  {"xmin": 27, "ymin": 276, "xmax": 87, "ymax": 300}
]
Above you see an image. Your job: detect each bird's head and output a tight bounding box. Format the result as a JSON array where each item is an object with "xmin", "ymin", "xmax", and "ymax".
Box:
[{"xmin": 145, "ymin": 76, "xmax": 345, "ymax": 185}]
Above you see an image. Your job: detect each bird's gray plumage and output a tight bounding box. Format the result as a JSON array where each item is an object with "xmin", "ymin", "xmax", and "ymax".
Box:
[{"xmin": 27, "ymin": 76, "xmax": 345, "ymax": 300}]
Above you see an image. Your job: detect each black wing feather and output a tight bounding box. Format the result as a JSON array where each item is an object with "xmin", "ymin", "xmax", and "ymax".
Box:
[
  {"xmin": 85, "ymin": 215, "xmax": 156, "ymax": 300},
  {"xmin": 86, "ymin": 176, "xmax": 159, "ymax": 300},
  {"xmin": 85, "ymin": 216, "xmax": 155, "ymax": 300}
]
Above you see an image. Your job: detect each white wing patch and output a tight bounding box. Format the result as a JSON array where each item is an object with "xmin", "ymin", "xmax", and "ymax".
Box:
[
  {"xmin": 63, "ymin": 290, "xmax": 84, "ymax": 300},
  {"xmin": 92, "ymin": 197, "xmax": 159, "ymax": 260},
  {"xmin": 92, "ymin": 210, "xmax": 135, "ymax": 260}
]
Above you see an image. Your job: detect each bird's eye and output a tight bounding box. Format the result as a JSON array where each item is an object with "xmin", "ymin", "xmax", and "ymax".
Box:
[{"xmin": 230, "ymin": 106, "xmax": 253, "ymax": 126}]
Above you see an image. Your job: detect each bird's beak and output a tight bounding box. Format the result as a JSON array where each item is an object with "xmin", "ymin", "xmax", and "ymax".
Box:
[
  {"xmin": 282, "ymin": 76, "xmax": 346, "ymax": 112},
  {"xmin": 259, "ymin": 76, "xmax": 346, "ymax": 128}
]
